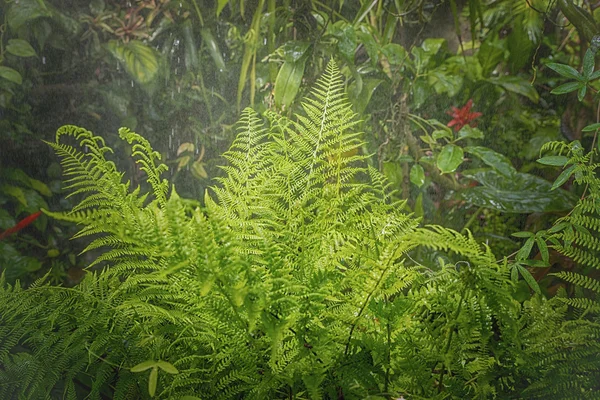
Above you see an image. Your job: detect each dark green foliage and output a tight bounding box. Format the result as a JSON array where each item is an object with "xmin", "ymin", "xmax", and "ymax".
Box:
[{"xmin": 1, "ymin": 61, "xmax": 599, "ymax": 399}]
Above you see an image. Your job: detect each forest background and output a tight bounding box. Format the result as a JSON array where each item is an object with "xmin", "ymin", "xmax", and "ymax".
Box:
[{"xmin": 1, "ymin": 0, "xmax": 600, "ymax": 398}]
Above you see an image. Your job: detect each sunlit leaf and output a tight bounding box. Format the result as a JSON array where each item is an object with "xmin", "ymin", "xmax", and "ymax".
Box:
[
  {"xmin": 107, "ymin": 40, "xmax": 159, "ymax": 84},
  {"xmin": 437, "ymin": 144, "xmax": 464, "ymax": 174}
]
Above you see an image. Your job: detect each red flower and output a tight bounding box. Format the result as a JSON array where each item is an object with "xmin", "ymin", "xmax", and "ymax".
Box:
[
  {"xmin": 447, "ymin": 99, "xmax": 482, "ymax": 132},
  {"xmin": 0, "ymin": 211, "xmax": 42, "ymax": 240}
]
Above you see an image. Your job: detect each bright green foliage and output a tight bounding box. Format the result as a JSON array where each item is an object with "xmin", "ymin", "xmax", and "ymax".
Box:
[
  {"xmin": 538, "ymin": 139, "xmax": 600, "ymax": 312},
  {"xmin": 1, "ymin": 61, "xmax": 599, "ymax": 399}
]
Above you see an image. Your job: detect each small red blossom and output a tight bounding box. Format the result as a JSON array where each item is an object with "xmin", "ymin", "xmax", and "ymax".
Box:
[
  {"xmin": 447, "ymin": 99, "xmax": 482, "ymax": 132},
  {"xmin": 0, "ymin": 211, "xmax": 42, "ymax": 241}
]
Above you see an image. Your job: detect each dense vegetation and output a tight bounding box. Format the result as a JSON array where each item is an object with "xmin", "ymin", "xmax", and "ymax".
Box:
[{"xmin": 1, "ymin": 0, "xmax": 600, "ymax": 398}]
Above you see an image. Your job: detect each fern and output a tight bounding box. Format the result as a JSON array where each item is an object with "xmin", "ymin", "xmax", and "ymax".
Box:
[{"xmin": 1, "ymin": 60, "xmax": 598, "ymax": 399}]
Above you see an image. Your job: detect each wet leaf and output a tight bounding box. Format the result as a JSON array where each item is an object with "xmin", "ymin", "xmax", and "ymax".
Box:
[
  {"xmin": 274, "ymin": 59, "xmax": 306, "ymax": 109},
  {"xmin": 201, "ymin": 28, "xmax": 226, "ymax": 71},
  {"xmin": 6, "ymin": 39, "xmax": 37, "ymax": 58},
  {"xmin": 551, "ymin": 81, "xmax": 582, "ymax": 95},
  {"xmin": 0, "ymin": 66, "xmax": 23, "ymax": 85},
  {"xmin": 460, "ymin": 170, "xmax": 577, "ymax": 213},
  {"xmin": 350, "ymin": 78, "xmax": 382, "ymax": 113},
  {"xmin": 410, "ymin": 164, "xmax": 425, "ymax": 188},
  {"xmin": 381, "ymin": 43, "xmax": 408, "ymax": 65},
  {"xmin": 537, "ymin": 156, "xmax": 569, "ymax": 166},
  {"xmin": 583, "ymin": 48, "xmax": 595, "ymax": 79},
  {"xmin": 7, "ymin": 0, "xmax": 52, "ymax": 31},
  {"xmin": 457, "ymin": 126, "xmax": 484, "ymax": 140},
  {"xmin": 182, "ymin": 20, "xmax": 198, "ymax": 70},
  {"xmin": 578, "ymin": 85, "xmax": 587, "ymax": 101},
  {"xmin": 490, "ymin": 76, "xmax": 539, "ymax": 103},
  {"xmin": 517, "ymin": 237, "xmax": 534, "ymax": 260},
  {"xmin": 437, "ymin": 144, "xmax": 464, "ymax": 174},
  {"xmin": 276, "ymin": 41, "xmax": 311, "ymax": 63},
  {"xmin": 535, "ymin": 236, "xmax": 549, "ymax": 264},
  {"xmin": 551, "ymin": 164, "xmax": 576, "ymax": 190},
  {"xmin": 546, "ymin": 63, "xmax": 582, "ymax": 80},
  {"xmin": 465, "ymin": 146, "xmax": 516, "ymax": 177},
  {"xmin": 517, "ymin": 264, "xmax": 541, "ymax": 294},
  {"xmin": 432, "ymin": 129, "xmax": 452, "ymax": 141},
  {"xmin": 107, "ymin": 40, "xmax": 159, "ymax": 84}
]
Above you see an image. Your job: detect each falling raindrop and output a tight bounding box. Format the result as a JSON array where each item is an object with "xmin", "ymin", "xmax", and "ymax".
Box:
[
  {"xmin": 131, "ymin": 81, "xmax": 134, "ymax": 88},
  {"xmin": 42, "ymin": 56, "xmax": 46, "ymax": 64}
]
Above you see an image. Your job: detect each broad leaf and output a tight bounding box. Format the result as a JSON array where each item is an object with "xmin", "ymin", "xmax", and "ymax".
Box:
[
  {"xmin": 437, "ymin": 144, "xmax": 463, "ymax": 174},
  {"xmin": 6, "ymin": 39, "xmax": 37, "ymax": 58},
  {"xmin": 7, "ymin": 0, "xmax": 52, "ymax": 31},
  {"xmin": 107, "ymin": 40, "xmax": 159, "ymax": 84},
  {"xmin": 0, "ymin": 66, "xmax": 23, "ymax": 85},
  {"xmin": 460, "ymin": 170, "xmax": 577, "ymax": 213},
  {"xmin": 489, "ymin": 76, "xmax": 539, "ymax": 103},
  {"xmin": 274, "ymin": 58, "xmax": 307, "ymax": 109},
  {"xmin": 410, "ymin": 164, "xmax": 425, "ymax": 188},
  {"xmin": 465, "ymin": 146, "xmax": 516, "ymax": 177}
]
